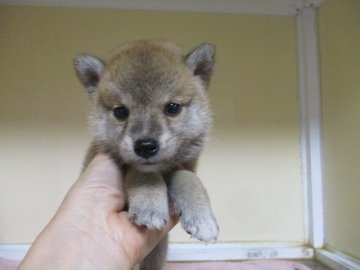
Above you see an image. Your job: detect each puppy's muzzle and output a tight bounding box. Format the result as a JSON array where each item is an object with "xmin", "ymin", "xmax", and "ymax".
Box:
[{"xmin": 134, "ymin": 138, "xmax": 159, "ymax": 159}]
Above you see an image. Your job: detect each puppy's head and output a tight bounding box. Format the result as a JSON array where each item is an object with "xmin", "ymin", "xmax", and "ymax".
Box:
[{"xmin": 74, "ymin": 40, "xmax": 215, "ymax": 172}]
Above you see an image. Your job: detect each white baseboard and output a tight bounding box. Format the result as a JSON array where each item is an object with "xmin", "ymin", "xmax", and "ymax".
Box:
[
  {"xmin": 316, "ymin": 248, "xmax": 360, "ymax": 270},
  {"xmin": 0, "ymin": 244, "xmax": 29, "ymax": 261},
  {"xmin": 167, "ymin": 243, "xmax": 313, "ymax": 261},
  {"xmin": 4, "ymin": 243, "xmax": 360, "ymax": 268},
  {"xmin": 0, "ymin": 243, "xmax": 313, "ymax": 262}
]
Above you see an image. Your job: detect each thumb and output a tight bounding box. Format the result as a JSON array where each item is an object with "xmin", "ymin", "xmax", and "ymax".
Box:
[{"xmin": 79, "ymin": 153, "xmax": 123, "ymax": 187}]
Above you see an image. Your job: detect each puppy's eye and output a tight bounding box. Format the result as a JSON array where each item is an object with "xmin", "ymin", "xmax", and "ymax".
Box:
[
  {"xmin": 164, "ymin": 103, "xmax": 182, "ymax": 117},
  {"xmin": 113, "ymin": 106, "xmax": 129, "ymax": 121}
]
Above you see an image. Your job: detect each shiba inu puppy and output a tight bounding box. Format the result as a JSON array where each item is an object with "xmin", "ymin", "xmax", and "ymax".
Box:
[{"xmin": 74, "ymin": 40, "xmax": 218, "ymax": 270}]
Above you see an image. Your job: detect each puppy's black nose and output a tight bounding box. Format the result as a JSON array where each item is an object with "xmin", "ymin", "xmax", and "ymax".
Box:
[{"xmin": 134, "ymin": 138, "xmax": 159, "ymax": 158}]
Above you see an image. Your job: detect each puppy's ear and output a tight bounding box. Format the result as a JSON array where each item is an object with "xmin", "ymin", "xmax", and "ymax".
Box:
[
  {"xmin": 185, "ymin": 43, "xmax": 215, "ymax": 87},
  {"xmin": 73, "ymin": 54, "xmax": 105, "ymax": 93}
]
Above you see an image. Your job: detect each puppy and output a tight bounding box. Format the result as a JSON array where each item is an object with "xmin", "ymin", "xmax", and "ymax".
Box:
[{"xmin": 74, "ymin": 40, "xmax": 218, "ymax": 270}]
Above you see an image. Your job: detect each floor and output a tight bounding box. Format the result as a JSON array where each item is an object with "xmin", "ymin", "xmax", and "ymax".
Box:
[
  {"xmin": 298, "ymin": 260, "xmax": 331, "ymax": 270},
  {"xmin": 0, "ymin": 258, "xmax": 331, "ymax": 270}
]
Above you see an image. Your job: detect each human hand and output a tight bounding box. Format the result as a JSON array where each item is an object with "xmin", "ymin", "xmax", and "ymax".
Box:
[{"xmin": 18, "ymin": 154, "xmax": 178, "ymax": 270}]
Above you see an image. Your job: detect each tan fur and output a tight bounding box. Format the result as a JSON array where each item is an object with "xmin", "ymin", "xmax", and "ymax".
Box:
[{"xmin": 74, "ymin": 40, "xmax": 218, "ymax": 270}]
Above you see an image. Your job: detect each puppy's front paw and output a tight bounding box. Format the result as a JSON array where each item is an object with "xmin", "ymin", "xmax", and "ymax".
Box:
[
  {"xmin": 129, "ymin": 205, "xmax": 169, "ymax": 230},
  {"xmin": 181, "ymin": 211, "xmax": 219, "ymax": 243}
]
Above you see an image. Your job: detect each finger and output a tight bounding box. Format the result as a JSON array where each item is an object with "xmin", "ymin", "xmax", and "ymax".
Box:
[
  {"xmin": 150, "ymin": 214, "xmax": 179, "ymax": 242},
  {"xmin": 140, "ymin": 214, "xmax": 179, "ymax": 260},
  {"xmin": 117, "ymin": 212, "xmax": 179, "ymax": 265}
]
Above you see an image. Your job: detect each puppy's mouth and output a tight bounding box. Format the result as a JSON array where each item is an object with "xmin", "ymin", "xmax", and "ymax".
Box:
[
  {"xmin": 141, "ymin": 161, "xmax": 158, "ymax": 166},
  {"xmin": 135, "ymin": 160, "xmax": 164, "ymax": 172}
]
